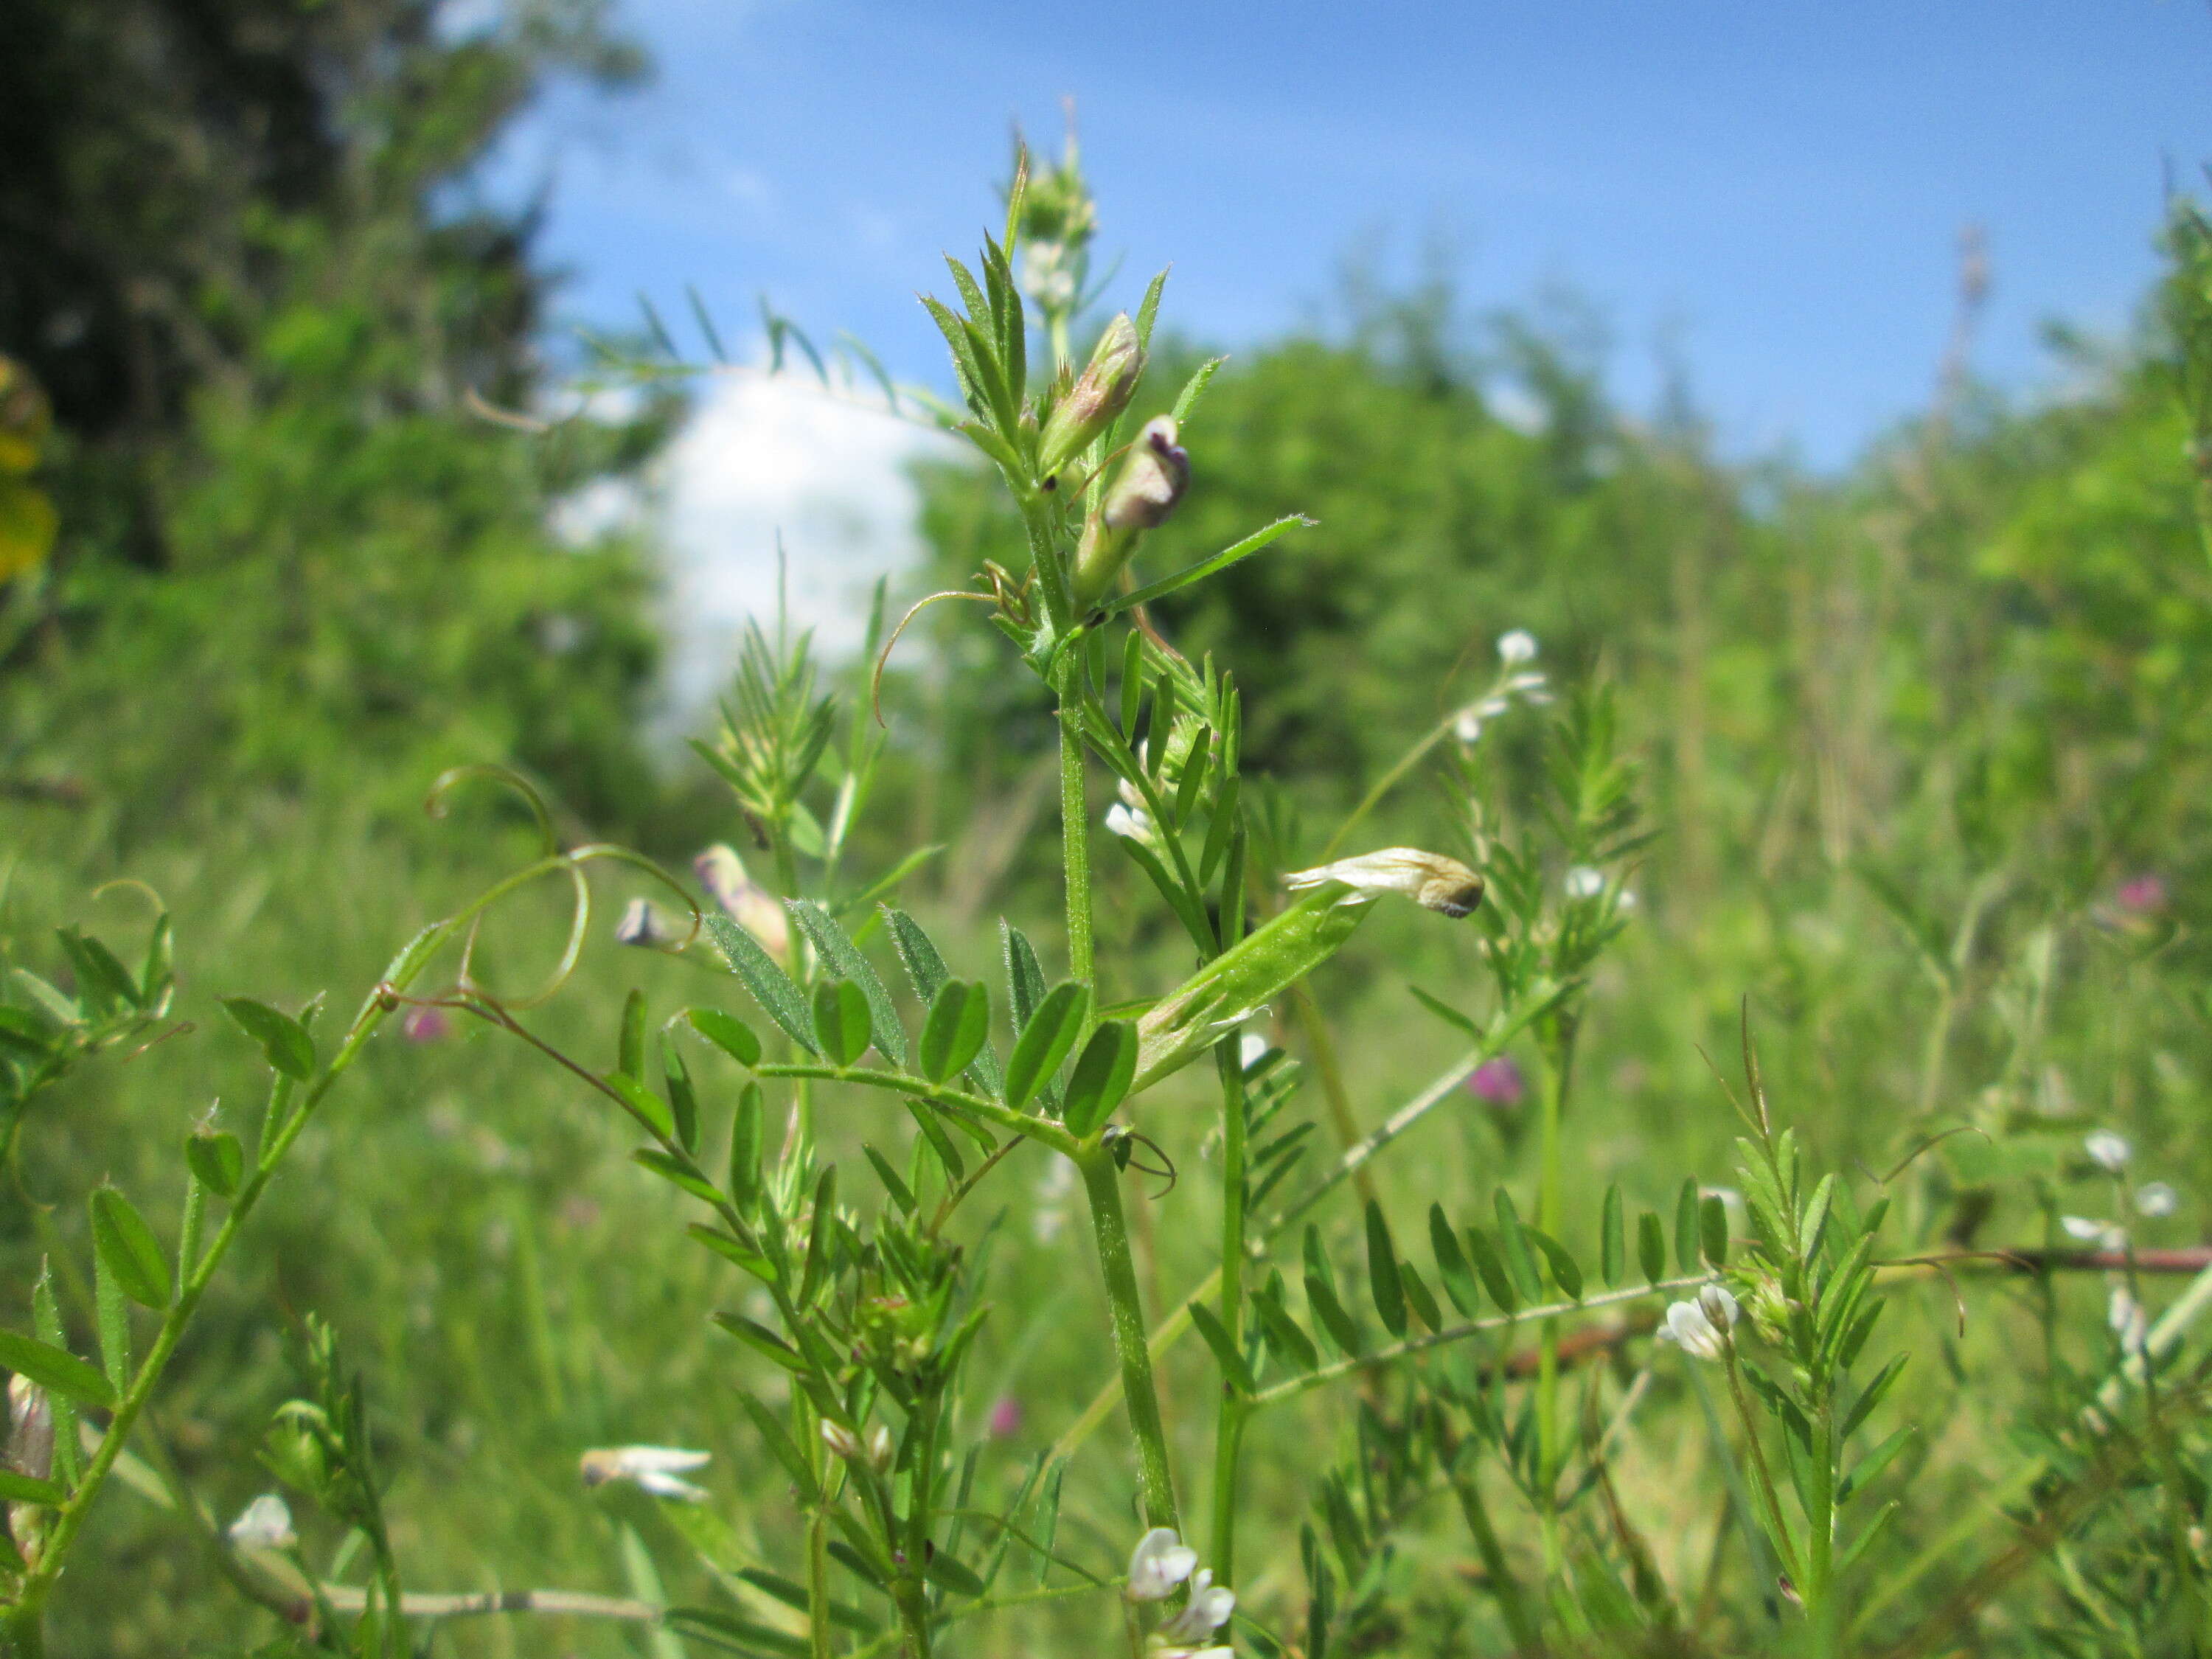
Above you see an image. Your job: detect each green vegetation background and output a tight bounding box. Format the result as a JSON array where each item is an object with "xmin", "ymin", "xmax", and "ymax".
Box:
[{"xmin": 5, "ymin": 1, "xmax": 2211, "ymax": 1651}]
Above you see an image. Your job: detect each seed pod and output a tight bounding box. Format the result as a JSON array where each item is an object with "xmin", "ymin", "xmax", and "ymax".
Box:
[{"xmin": 1037, "ymin": 313, "xmax": 1143, "ymax": 476}]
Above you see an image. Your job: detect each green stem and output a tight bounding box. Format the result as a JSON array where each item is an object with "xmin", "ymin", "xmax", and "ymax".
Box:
[
  {"xmin": 1534, "ymin": 1023, "xmax": 1573, "ymax": 1577},
  {"xmin": 807, "ymin": 1507, "xmax": 834, "ymax": 1659},
  {"xmin": 894, "ymin": 1391, "xmax": 941, "ymax": 1659},
  {"xmin": 1078, "ymin": 1144, "xmax": 1179, "ymax": 1531},
  {"xmin": 1208, "ymin": 1040, "xmax": 1248, "ymax": 1582},
  {"xmin": 1449, "ymin": 1461, "xmax": 1543, "ymax": 1654},
  {"xmin": 1247, "ymin": 1276, "xmax": 1711, "ymax": 1408},
  {"xmin": 1058, "ymin": 664, "xmax": 1095, "ymax": 991},
  {"xmin": 1720, "ymin": 1349, "xmax": 1804, "ymax": 1585},
  {"xmin": 1801, "ymin": 1399, "xmax": 1837, "ymax": 1658}
]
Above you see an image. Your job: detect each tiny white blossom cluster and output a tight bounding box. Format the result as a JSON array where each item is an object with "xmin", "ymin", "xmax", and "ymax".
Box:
[
  {"xmin": 1125, "ymin": 1527, "xmax": 1235, "ymax": 1657},
  {"xmin": 1658, "ymin": 1286, "xmax": 1739, "ymax": 1363},
  {"xmin": 1450, "ymin": 631, "xmax": 1554, "ymax": 746},
  {"xmin": 226, "ymin": 1493, "xmax": 296, "ymax": 1550}
]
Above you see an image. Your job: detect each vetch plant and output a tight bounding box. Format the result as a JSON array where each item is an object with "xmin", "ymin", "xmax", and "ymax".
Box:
[{"xmin": 11, "ymin": 133, "xmax": 2212, "ymax": 1659}]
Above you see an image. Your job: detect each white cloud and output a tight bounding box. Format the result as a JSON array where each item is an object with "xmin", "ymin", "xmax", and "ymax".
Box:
[{"xmin": 652, "ymin": 371, "xmax": 958, "ymax": 723}]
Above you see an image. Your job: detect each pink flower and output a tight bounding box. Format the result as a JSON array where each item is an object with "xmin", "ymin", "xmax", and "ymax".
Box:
[
  {"xmin": 2116, "ymin": 874, "xmax": 2168, "ymax": 915},
  {"xmin": 1468, "ymin": 1057, "xmax": 1526, "ymax": 1107},
  {"xmin": 987, "ymin": 1396, "xmax": 1023, "ymax": 1439},
  {"xmin": 400, "ymin": 1006, "xmax": 451, "ymax": 1043}
]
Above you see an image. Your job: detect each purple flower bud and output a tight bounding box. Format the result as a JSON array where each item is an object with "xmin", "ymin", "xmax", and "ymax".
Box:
[
  {"xmin": 2117, "ymin": 874, "xmax": 2168, "ymax": 914},
  {"xmin": 401, "ymin": 1006, "xmax": 451, "ymax": 1044},
  {"xmin": 1468, "ymin": 1057, "xmax": 1526, "ymax": 1107},
  {"xmin": 987, "ymin": 1395, "xmax": 1023, "ymax": 1439}
]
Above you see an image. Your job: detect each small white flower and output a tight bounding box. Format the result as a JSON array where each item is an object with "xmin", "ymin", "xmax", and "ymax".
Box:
[
  {"xmin": 1285, "ymin": 848, "xmax": 1484, "ymax": 919},
  {"xmin": 227, "ymin": 1493, "xmax": 296, "ymax": 1550},
  {"xmin": 613, "ymin": 897, "xmax": 678, "ymax": 949},
  {"xmin": 2138, "ymin": 1182, "xmax": 2179, "ymax": 1218},
  {"xmin": 2110, "ymin": 1286, "xmax": 2149, "ymax": 1356},
  {"xmin": 2085, "ymin": 1131, "xmax": 2132, "ymax": 1173},
  {"xmin": 579, "ymin": 1444, "xmax": 711, "ymax": 1502},
  {"xmin": 1453, "ymin": 710, "xmax": 1484, "ymax": 745},
  {"xmin": 1126, "ymin": 1526, "xmax": 1198, "ymax": 1601},
  {"xmin": 1239, "ymin": 1032, "xmax": 1270, "ymax": 1071},
  {"xmin": 1105, "ymin": 802, "xmax": 1155, "ymax": 841},
  {"xmin": 2062, "ymin": 1215, "xmax": 2124, "ymax": 1249},
  {"xmin": 1659, "ymin": 1287, "xmax": 1739, "ymax": 1363},
  {"xmin": 1158, "ymin": 1567, "xmax": 1237, "ymax": 1643},
  {"xmin": 1563, "ymin": 866, "xmax": 1605, "ymax": 900},
  {"xmin": 1505, "ymin": 671, "xmax": 1548, "ymax": 695},
  {"xmin": 1497, "ymin": 629, "xmax": 1539, "ymax": 665}
]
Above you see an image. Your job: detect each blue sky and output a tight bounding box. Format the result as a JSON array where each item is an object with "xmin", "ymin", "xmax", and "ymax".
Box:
[{"xmin": 493, "ymin": 1, "xmax": 2212, "ymax": 470}]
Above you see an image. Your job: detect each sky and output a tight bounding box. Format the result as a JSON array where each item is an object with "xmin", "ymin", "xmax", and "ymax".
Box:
[{"xmin": 489, "ymin": 0, "xmax": 2212, "ymax": 699}]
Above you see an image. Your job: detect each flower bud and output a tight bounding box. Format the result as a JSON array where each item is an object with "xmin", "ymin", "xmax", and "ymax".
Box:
[
  {"xmin": 1038, "ymin": 313, "xmax": 1143, "ymax": 476},
  {"xmin": 1074, "ymin": 417, "xmax": 1189, "ymax": 611}
]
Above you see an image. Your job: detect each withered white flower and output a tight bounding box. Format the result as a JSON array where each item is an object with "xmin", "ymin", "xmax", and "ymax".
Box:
[
  {"xmin": 1658, "ymin": 1286, "xmax": 1739, "ymax": 1363},
  {"xmin": 2062, "ymin": 1215, "xmax": 2124, "ymax": 1249},
  {"xmin": 1284, "ymin": 848, "xmax": 1484, "ymax": 919},
  {"xmin": 579, "ymin": 1444, "xmax": 711, "ymax": 1502},
  {"xmin": 613, "ymin": 897, "xmax": 679, "ymax": 949},
  {"xmin": 1563, "ymin": 866, "xmax": 1605, "ymax": 900},
  {"xmin": 696, "ymin": 844, "xmax": 790, "ymax": 959},
  {"xmin": 227, "ymin": 1493, "xmax": 296, "ymax": 1550},
  {"xmin": 2138, "ymin": 1181, "xmax": 2180, "ymax": 1218},
  {"xmin": 2085, "ymin": 1131, "xmax": 2132, "ymax": 1173},
  {"xmin": 1126, "ymin": 1526, "xmax": 1198, "ymax": 1601},
  {"xmin": 1497, "ymin": 629, "xmax": 1539, "ymax": 665},
  {"xmin": 1159, "ymin": 1567, "xmax": 1236, "ymax": 1643}
]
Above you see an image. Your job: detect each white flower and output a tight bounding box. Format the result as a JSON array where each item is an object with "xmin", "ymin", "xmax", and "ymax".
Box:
[
  {"xmin": 2085, "ymin": 1131, "xmax": 2132, "ymax": 1173},
  {"xmin": 1239, "ymin": 1032, "xmax": 1270, "ymax": 1071},
  {"xmin": 2062, "ymin": 1215, "xmax": 2124, "ymax": 1250},
  {"xmin": 1285, "ymin": 848, "xmax": 1484, "ymax": 919},
  {"xmin": 613, "ymin": 897, "xmax": 678, "ymax": 949},
  {"xmin": 1563, "ymin": 866, "xmax": 1605, "ymax": 900},
  {"xmin": 1616, "ymin": 888, "xmax": 1638, "ymax": 912},
  {"xmin": 821, "ymin": 1421, "xmax": 893, "ymax": 1473},
  {"xmin": 2110, "ymin": 1286, "xmax": 2149, "ymax": 1356},
  {"xmin": 2138, "ymin": 1182, "xmax": 2179, "ymax": 1218},
  {"xmin": 696, "ymin": 845, "xmax": 791, "ymax": 960},
  {"xmin": 1126, "ymin": 1526, "xmax": 1198, "ymax": 1601},
  {"xmin": 579, "ymin": 1444, "xmax": 711, "ymax": 1502},
  {"xmin": 1497, "ymin": 630, "xmax": 1539, "ymax": 665},
  {"xmin": 1105, "ymin": 802, "xmax": 1155, "ymax": 841},
  {"xmin": 1453, "ymin": 710, "xmax": 1484, "ymax": 745},
  {"xmin": 1159, "ymin": 1568, "xmax": 1237, "ymax": 1643},
  {"xmin": 227, "ymin": 1492, "xmax": 296, "ymax": 1550},
  {"xmin": 1659, "ymin": 1286, "xmax": 1739, "ymax": 1363}
]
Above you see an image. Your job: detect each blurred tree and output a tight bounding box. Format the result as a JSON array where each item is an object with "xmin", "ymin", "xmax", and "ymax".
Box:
[{"xmin": 0, "ymin": 0, "xmax": 670, "ymax": 833}]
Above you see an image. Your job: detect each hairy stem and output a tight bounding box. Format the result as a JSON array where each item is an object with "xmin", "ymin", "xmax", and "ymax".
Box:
[
  {"xmin": 1058, "ymin": 661, "xmax": 1096, "ymax": 992},
  {"xmin": 1208, "ymin": 1039, "xmax": 1249, "ymax": 1581},
  {"xmin": 1079, "ymin": 1144, "xmax": 1179, "ymax": 1531}
]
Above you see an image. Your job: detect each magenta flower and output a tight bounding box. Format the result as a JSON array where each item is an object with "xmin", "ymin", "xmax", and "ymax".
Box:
[
  {"xmin": 987, "ymin": 1396, "xmax": 1023, "ymax": 1439},
  {"xmin": 2116, "ymin": 874, "xmax": 2168, "ymax": 915},
  {"xmin": 1468, "ymin": 1057, "xmax": 1526, "ymax": 1107},
  {"xmin": 400, "ymin": 1006, "xmax": 451, "ymax": 1043}
]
